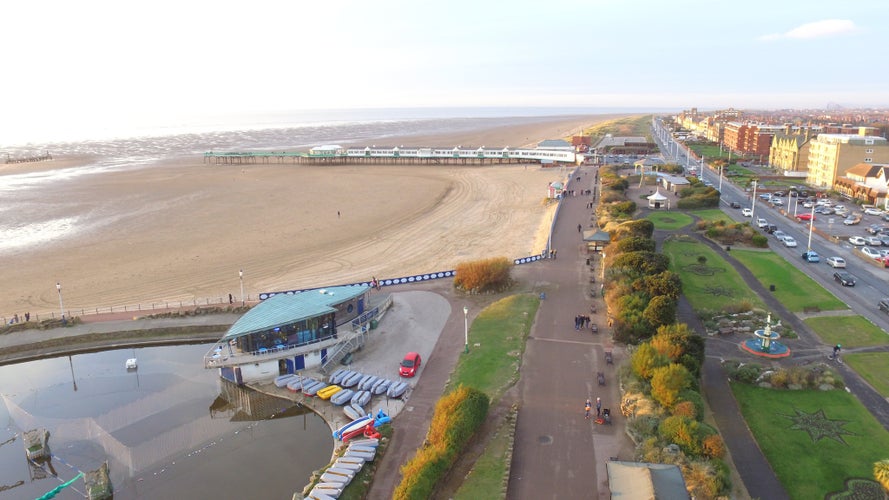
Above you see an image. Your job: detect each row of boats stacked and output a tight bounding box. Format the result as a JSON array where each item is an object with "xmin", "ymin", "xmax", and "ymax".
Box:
[
  {"xmin": 273, "ymin": 368, "xmax": 409, "ymax": 419},
  {"xmin": 306, "ymin": 437, "xmax": 380, "ymax": 500}
]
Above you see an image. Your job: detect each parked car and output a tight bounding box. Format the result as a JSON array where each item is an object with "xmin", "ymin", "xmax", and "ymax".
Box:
[
  {"xmin": 834, "ymin": 271, "xmax": 856, "ymax": 286},
  {"xmin": 796, "ymin": 213, "xmax": 815, "ymax": 221},
  {"xmin": 802, "ymin": 201, "xmax": 815, "ymax": 208},
  {"xmin": 782, "ymin": 236, "xmax": 798, "ymax": 247},
  {"xmin": 866, "ymin": 224, "xmax": 888, "ymax": 235},
  {"xmin": 861, "ymin": 246, "xmax": 882, "ymax": 259},
  {"xmin": 802, "ymin": 251, "xmax": 820, "ymax": 262},
  {"xmin": 865, "ymin": 236, "xmax": 884, "ymax": 246},
  {"xmin": 849, "ymin": 236, "xmax": 867, "ymax": 245},
  {"xmin": 864, "ymin": 208, "xmax": 884, "ymax": 216},
  {"xmin": 770, "ymin": 198, "xmax": 784, "ymax": 206},
  {"xmin": 844, "ymin": 217, "xmax": 861, "ymax": 226},
  {"xmin": 756, "ymin": 218, "xmax": 768, "ymax": 228},
  {"xmin": 772, "ymin": 191, "xmax": 785, "ymax": 197},
  {"xmin": 399, "ymin": 352, "xmax": 422, "ymax": 377},
  {"xmin": 825, "ymin": 256, "xmax": 846, "ymax": 268},
  {"xmin": 880, "ymin": 235, "xmax": 889, "ymax": 246},
  {"xmin": 741, "ymin": 208, "xmax": 753, "ymax": 217}
]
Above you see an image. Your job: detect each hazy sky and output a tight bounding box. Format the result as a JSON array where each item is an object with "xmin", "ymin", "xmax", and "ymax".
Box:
[{"xmin": 2, "ymin": 0, "xmax": 887, "ymax": 143}]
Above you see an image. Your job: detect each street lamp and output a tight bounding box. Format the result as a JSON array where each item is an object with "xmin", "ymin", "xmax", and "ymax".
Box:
[
  {"xmin": 56, "ymin": 282, "xmax": 65, "ymax": 320},
  {"xmin": 806, "ymin": 203, "xmax": 816, "ymax": 252},
  {"xmin": 751, "ymin": 180, "xmax": 758, "ymax": 219},
  {"xmin": 463, "ymin": 306, "xmax": 469, "ymax": 354},
  {"xmin": 239, "ymin": 269, "xmax": 245, "ymax": 306}
]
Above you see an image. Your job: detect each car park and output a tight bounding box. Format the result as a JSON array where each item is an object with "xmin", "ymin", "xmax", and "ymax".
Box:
[
  {"xmin": 741, "ymin": 208, "xmax": 753, "ymax": 217},
  {"xmin": 756, "ymin": 218, "xmax": 768, "ymax": 228},
  {"xmin": 864, "ymin": 208, "xmax": 884, "ymax": 216},
  {"xmin": 782, "ymin": 236, "xmax": 798, "ymax": 247},
  {"xmin": 849, "ymin": 236, "xmax": 867, "ymax": 245},
  {"xmin": 802, "ymin": 251, "xmax": 820, "ymax": 262},
  {"xmin": 399, "ymin": 352, "xmax": 422, "ymax": 377},
  {"xmin": 825, "ymin": 256, "xmax": 846, "ymax": 268},
  {"xmin": 834, "ymin": 271, "xmax": 856, "ymax": 286},
  {"xmin": 861, "ymin": 246, "xmax": 882, "ymax": 259}
]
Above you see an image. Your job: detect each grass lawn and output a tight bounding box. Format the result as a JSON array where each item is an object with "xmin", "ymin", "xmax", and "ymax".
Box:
[
  {"xmin": 448, "ymin": 294, "xmax": 538, "ymax": 403},
  {"xmin": 692, "ymin": 209, "xmax": 733, "ymax": 224},
  {"xmin": 454, "ymin": 414, "xmax": 514, "ymax": 499},
  {"xmin": 732, "ymin": 383, "xmax": 889, "ymax": 499},
  {"xmin": 844, "ymin": 352, "xmax": 889, "ymax": 398},
  {"xmin": 662, "ymin": 237, "xmax": 764, "ymax": 312},
  {"xmin": 730, "ymin": 249, "xmax": 846, "ymax": 312},
  {"xmin": 804, "ymin": 315, "xmax": 889, "ymax": 348},
  {"xmin": 647, "ymin": 211, "xmax": 693, "ymax": 231}
]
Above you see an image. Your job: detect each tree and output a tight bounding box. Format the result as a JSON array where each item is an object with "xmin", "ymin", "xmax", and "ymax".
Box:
[
  {"xmin": 650, "ymin": 363, "xmax": 691, "ymax": 408},
  {"xmin": 875, "ymin": 459, "xmax": 889, "ymax": 493},
  {"xmin": 643, "ymin": 295, "xmax": 677, "ymax": 330},
  {"xmin": 616, "ymin": 236, "xmax": 656, "ymax": 254},
  {"xmin": 651, "ymin": 324, "xmax": 692, "ymax": 361},
  {"xmin": 638, "ymin": 271, "xmax": 682, "ymax": 299},
  {"xmin": 631, "ymin": 343, "xmax": 667, "ymax": 380}
]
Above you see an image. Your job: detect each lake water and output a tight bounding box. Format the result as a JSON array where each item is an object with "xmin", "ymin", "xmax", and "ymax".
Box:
[{"xmin": 0, "ymin": 343, "xmax": 332, "ymax": 499}]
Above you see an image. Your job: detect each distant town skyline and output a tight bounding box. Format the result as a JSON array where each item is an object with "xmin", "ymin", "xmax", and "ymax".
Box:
[{"xmin": 2, "ymin": 0, "xmax": 887, "ymax": 144}]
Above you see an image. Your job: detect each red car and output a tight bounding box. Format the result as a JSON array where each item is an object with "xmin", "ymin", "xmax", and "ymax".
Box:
[
  {"xmin": 796, "ymin": 213, "xmax": 815, "ymax": 221},
  {"xmin": 399, "ymin": 352, "xmax": 422, "ymax": 377}
]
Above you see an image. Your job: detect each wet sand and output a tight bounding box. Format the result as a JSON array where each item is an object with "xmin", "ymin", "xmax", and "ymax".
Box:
[{"xmin": 1, "ymin": 115, "xmax": 623, "ymax": 318}]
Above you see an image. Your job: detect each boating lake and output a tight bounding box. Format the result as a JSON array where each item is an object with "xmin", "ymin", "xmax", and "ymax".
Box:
[{"xmin": 0, "ymin": 343, "xmax": 332, "ymax": 499}]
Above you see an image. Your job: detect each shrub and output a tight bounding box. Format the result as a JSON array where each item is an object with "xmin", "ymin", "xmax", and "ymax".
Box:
[
  {"xmin": 643, "ymin": 295, "xmax": 677, "ymax": 330},
  {"xmin": 702, "ymin": 434, "xmax": 726, "ymax": 459},
  {"xmin": 631, "ymin": 343, "xmax": 668, "ymax": 380},
  {"xmin": 454, "ymin": 257, "xmax": 512, "ymax": 294},
  {"xmin": 677, "ymin": 390, "xmax": 705, "ymax": 421},
  {"xmin": 672, "ymin": 401, "xmax": 697, "ymax": 419},
  {"xmin": 728, "ymin": 362, "xmax": 762, "ymax": 384},
  {"xmin": 751, "ymin": 234, "xmax": 768, "ymax": 247},
  {"xmin": 650, "ymin": 364, "xmax": 692, "ymax": 408}
]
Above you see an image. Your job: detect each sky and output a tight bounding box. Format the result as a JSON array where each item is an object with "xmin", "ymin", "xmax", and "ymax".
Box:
[{"xmin": 2, "ymin": 0, "xmax": 888, "ymax": 144}]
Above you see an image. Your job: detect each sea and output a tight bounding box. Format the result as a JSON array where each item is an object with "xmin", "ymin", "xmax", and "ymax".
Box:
[{"xmin": 0, "ymin": 106, "xmax": 662, "ymax": 257}]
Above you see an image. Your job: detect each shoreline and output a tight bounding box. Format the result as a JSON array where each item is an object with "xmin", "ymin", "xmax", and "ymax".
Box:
[{"xmin": 1, "ymin": 114, "xmax": 631, "ymax": 321}]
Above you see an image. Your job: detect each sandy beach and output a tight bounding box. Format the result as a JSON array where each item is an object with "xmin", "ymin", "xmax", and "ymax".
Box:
[{"xmin": 1, "ymin": 115, "xmax": 623, "ymax": 319}]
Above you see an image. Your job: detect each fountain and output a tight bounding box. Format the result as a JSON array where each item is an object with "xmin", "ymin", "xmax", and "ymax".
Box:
[{"xmin": 741, "ymin": 313, "xmax": 791, "ymax": 358}]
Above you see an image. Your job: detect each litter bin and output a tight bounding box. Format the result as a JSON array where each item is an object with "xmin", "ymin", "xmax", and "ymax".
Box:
[
  {"xmin": 769, "ymin": 284, "xmax": 776, "ymax": 292},
  {"xmin": 539, "ymin": 292, "xmax": 546, "ymax": 300},
  {"xmin": 370, "ymin": 319, "xmax": 379, "ymax": 330}
]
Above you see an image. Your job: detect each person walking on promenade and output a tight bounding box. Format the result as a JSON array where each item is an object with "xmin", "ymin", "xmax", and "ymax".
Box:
[
  {"xmin": 578, "ymin": 223, "xmax": 582, "ymax": 233},
  {"xmin": 596, "ymin": 397, "xmax": 602, "ymax": 417},
  {"xmin": 585, "ymin": 399, "xmax": 592, "ymax": 419}
]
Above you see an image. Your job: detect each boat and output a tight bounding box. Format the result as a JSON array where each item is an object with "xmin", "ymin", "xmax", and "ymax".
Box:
[
  {"xmin": 350, "ymin": 402, "xmax": 365, "ymax": 416},
  {"xmin": 341, "ymin": 421, "xmax": 373, "ymax": 442},
  {"xmin": 311, "ymin": 486, "xmax": 342, "ymax": 499},
  {"xmin": 341, "ymin": 371, "xmax": 363, "ymax": 388},
  {"xmin": 333, "ymin": 460, "xmax": 362, "ymax": 472},
  {"xmin": 308, "ymin": 491, "xmax": 337, "ymax": 500},
  {"xmin": 330, "ymin": 389, "xmax": 355, "ymax": 406},
  {"xmin": 348, "ymin": 445, "xmax": 377, "ymax": 454},
  {"xmin": 333, "ymin": 415, "xmax": 373, "ymax": 440},
  {"xmin": 348, "ymin": 438, "xmax": 379, "ymax": 449},
  {"xmin": 344, "ymin": 449, "xmax": 375, "ymax": 462},
  {"xmin": 319, "ymin": 472, "xmax": 351, "ymax": 485},
  {"xmin": 356, "ymin": 374, "xmax": 373, "ymax": 389},
  {"xmin": 336, "ymin": 455, "xmax": 365, "ymax": 465},
  {"xmin": 354, "ymin": 390, "xmax": 372, "ymax": 407},
  {"xmin": 373, "ymin": 409, "xmax": 391, "ymax": 427},
  {"xmin": 372, "ymin": 379, "xmax": 391, "ymax": 395},
  {"xmin": 303, "ymin": 381, "xmax": 328, "ymax": 397},
  {"xmin": 317, "ymin": 385, "xmax": 343, "ymax": 400},
  {"xmin": 369, "ymin": 378, "xmax": 386, "ymax": 394},
  {"xmin": 343, "ymin": 404, "xmax": 363, "ymax": 421},
  {"xmin": 387, "ymin": 381, "xmax": 408, "ymax": 398},
  {"xmin": 330, "ymin": 369, "xmax": 353, "ymax": 385},
  {"xmin": 359, "ymin": 375, "xmax": 378, "ymax": 391},
  {"xmin": 286, "ymin": 377, "xmax": 310, "ymax": 392},
  {"xmin": 327, "ymin": 369, "xmax": 345, "ymax": 384},
  {"xmin": 274, "ymin": 374, "xmax": 296, "ymax": 388},
  {"xmin": 327, "ymin": 467, "xmax": 356, "ymax": 479}
]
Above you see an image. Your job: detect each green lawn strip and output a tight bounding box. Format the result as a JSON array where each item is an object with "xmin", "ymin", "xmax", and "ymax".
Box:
[
  {"xmin": 662, "ymin": 238, "xmax": 764, "ymax": 311},
  {"xmin": 804, "ymin": 315, "xmax": 889, "ymax": 348},
  {"xmin": 844, "ymin": 352, "xmax": 889, "ymax": 398},
  {"xmin": 647, "ymin": 211, "xmax": 693, "ymax": 231},
  {"xmin": 454, "ymin": 414, "xmax": 513, "ymax": 499},
  {"xmin": 691, "ymin": 209, "xmax": 733, "ymax": 224},
  {"xmin": 448, "ymin": 294, "xmax": 538, "ymax": 402},
  {"xmin": 730, "ymin": 249, "xmax": 846, "ymax": 312},
  {"xmin": 731, "ymin": 384, "xmax": 889, "ymax": 499}
]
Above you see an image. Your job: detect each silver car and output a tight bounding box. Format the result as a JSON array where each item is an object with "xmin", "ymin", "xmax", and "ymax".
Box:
[{"xmin": 825, "ymin": 256, "xmax": 846, "ymax": 268}]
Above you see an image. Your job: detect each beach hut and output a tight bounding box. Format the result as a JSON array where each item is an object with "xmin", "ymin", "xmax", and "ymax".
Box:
[
  {"xmin": 548, "ymin": 182, "xmax": 565, "ymax": 199},
  {"xmin": 647, "ymin": 189, "xmax": 669, "ymax": 209}
]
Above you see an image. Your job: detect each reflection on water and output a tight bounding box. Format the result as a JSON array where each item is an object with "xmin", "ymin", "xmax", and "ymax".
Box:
[{"xmin": 0, "ymin": 344, "xmax": 332, "ymax": 499}]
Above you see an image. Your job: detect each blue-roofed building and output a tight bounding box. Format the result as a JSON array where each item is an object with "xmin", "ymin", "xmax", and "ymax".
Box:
[{"xmin": 204, "ymin": 284, "xmax": 387, "ymax": 384}]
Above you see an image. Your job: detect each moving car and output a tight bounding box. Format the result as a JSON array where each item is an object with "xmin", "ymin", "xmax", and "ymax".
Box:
[
  {"xmin": 730, "ymin": 201, "xmax": 741, "ymax": 209},
  {"xmin": 849, "ymin": 236, "xmax": 867, "ymax": 245},
  {"xmin": 796, "ymin": 213, "xmax": 815, "ymax": 222},
  {"xmin": 741, "ymin": 208, "xmax": 753, "ymax": 217},
  {"xmin": 802, "ymin": 251, "xmax": 820, "ymax": 263},
  {"xmin": 864, "ymin": 208, "xmax": 884, "ymax": 216},
  {"xmin": 880, "ymin": 298, "xmax": 889, "ymax": 313},
  {"xmin": 825, "ymin": 256, "xmax": 846, "ymax": 268},
  {"xmin": 399, "ymin": 352, "xmax": 422, "ymax": 377},
  {"xmin": 756, "ymin": 218, "xmax": 768, "ymax": 228},
  {"xmin": 833, "ymin": 271, "xmax": 856, "ymax": 286},
  {"xmin": 844, "ymin": 217, "xmax": 861, "ymax": 226},
  {"xmin": 782, "ymin": 236, "xmax": 798, "ymax": 248},
  {"xmin": 773, "ymin": 230, "xmax": 787, "ymax": 241}
]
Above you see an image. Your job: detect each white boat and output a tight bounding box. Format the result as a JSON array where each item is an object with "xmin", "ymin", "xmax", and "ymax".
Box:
[
  {"xmin": 359, "ymin": 375, "xmax": 378, "ymax": 391},
  {"xmin": 333, "ymin": 461, "xmax": 362, "ymax": 472},
  {"xmin": 331, "ymin": 369, "xmax": 353, "ymax": 385},
  {"xmin": 327, "ymin": 467, "xmax": 356, "ymax": 478},
  {"xmin": 343, "ymin": 404, "xmax": 363, "ymax": 421},
  {"xmin": 308, "ymin": 491, "xmax": 337, "ymax": 500},
  {"xmin": 303, "ymin": 381, "xmax": 328, "ymax": 396},
  {"xmin": 286, "ymin": 377, "xmax": 310, "ymax": 392},
  {"xmin": 356, "ymin": 374, "xmax": 373, "ymax": 389},
  {"xmin": 387, "ymin": 381, "xmax": 408, "ymax": 398},
  {"xmin": 372, "ymin": 379, "xmax": 391, "ymax": 395},
  {"xmin": 333, "ymin": 415, "xmax": 373, "ymax": 440},
  {"xmin": 336, "ymin": 455, "xmax": 365, "ymax": 466},
  {"xmin": 354, "ymin": 390, "xmax": 372, "ymax": 407},
  {"xmin": 348, "ymin": 438, "xmax": 379, "ymax": 448},
  {"xmin": 311, "ymin": 486, "xmax": 341, "ymax": 499},
  {"xmin": 369, "ymin": 378, "xmax": 386, "ymax": 393},
  {"xmin": 327, "ymin": 369, "xmax": 345, "ymax": 384},
  {"xmin": 341, "ymin": 371, "xmax": 363, "ymax": 388},
  {"xmin": 330, "ymin": 389, "xmax": 355, "ymax": 406},
  {"xmin": 319, "ymin": 472, "xmax": 351, "ymax": 485},
  {"xmin": 344, "ymin": 450, "xmax": 375, "ymax": 462},
  {"xmin": 349, "ymin": 403, "xmax": 366, "ymax": 418},
  {"xmin": 274, "ymin": 374, "xmax": 296, "ymax": 388},
  {"xmin": 348, "ymin": 445, "xmax": 377, "ymax": 454}
]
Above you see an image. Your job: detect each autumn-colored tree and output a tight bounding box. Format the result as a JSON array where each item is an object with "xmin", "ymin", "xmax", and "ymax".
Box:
[
  {"xmin": 875, "ymin": 459, "xmax": 889, "ymax": 492},
  {"xmin": 651, "ymin": 323, "xmax": 692, "ymax": 361},
  {"xmin": 650, "ymin": 363, "xmax": 691, "ymax": 408},
  {"xmin": 672, "ymin": 400, "xmax": 697, "ymax": 419},
  {"xmin": 702, "ymin": 434, "xmax": 726, "ymax": 459},
  {"xmin": 643, "ymin": 295, "xmax": 677, "ymax": 330},
  {"xmin": 638, "ymin": 271, "xmax": 682, "ymax": 299},
  {"xmin": 631, "ymin": 343, "xmax": 667, "ymax": 380}
]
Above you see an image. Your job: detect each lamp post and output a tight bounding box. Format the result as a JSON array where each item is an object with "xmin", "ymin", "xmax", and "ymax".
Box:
[
  {"xmin": 751, "ymin": 180, "xmax": 758, "ymax": 219},
  {"xmin": 56, "ymin": 282, "xmax": 65, "ymax": 320},
  {"xmin": 806, "ymin": 203, "xmax": 816, "ymax": 252},
  {"xmin": 239, "ymin": 269, "xmax": 245, "ymax": 306},
  {"xmin": 717, "ymin": 164, "xmax": 724, "ymax": 192},
  {"xmin": 463, "ymin": 306, "xmax": 469, "ymax": 354}
]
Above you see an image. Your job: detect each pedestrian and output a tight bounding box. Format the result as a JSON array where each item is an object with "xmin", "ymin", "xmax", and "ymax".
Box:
[
  {"xmin": 596, "ymin": 397, "xmax": 602, "ymax": 417},
  {"xmin": 578, "ymin": 223, "xmax": 582, "ymax": 233},
  {"xmin": 574, "ymin": 315, "xmax": 580, "ymax": 330},
  {"xmin": 337, "ymin": 210, "xmax": 341, "ymax": 218},
  {"xmin": 25, "ymin": 312, "xmax": 30, "ymax": 322},
  {"xmin": 585, "ymin": 399, "xmax": 592, "ymax": 419},
  {"xmin": 600, "ymin": 283, "xmax": 605, "ymax": 297},
  {"xmin": 553, "ymin": 249, "xmax": 557, "ymax": 259},
  {"xmin": 229, "ymin": 293, "xmax": 233, "ymax": 304}
]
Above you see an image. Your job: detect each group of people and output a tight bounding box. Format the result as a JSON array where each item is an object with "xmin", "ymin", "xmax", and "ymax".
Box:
[
  {"xmin": 370, "ymin": 276, "xmax": 382, "ymax": 291},
  {"xmin": 584, "ymin": 397, "xmax": 602, "ymax": 419},
  {"xmin": 7, "ymin": 312, "xmax": 30, "ymax": 325},
  {"xmin": 574, "ymin": 314, "xmax": 593, "ymax": 331}
]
